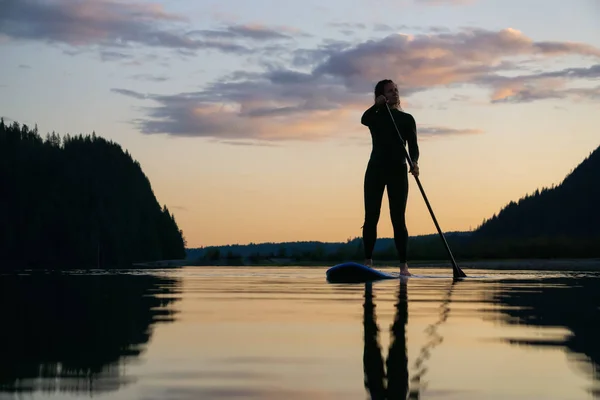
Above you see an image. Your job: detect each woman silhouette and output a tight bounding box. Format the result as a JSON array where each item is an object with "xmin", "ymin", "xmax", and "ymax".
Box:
[{"xmin": 360, "ymin": 79, "xmax": 420, "ymax": 276}]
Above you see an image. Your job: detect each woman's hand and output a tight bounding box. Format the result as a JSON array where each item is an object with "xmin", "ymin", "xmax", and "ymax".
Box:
[
  {"xmin": 410, "ymin": 161, "xmax": 419, "ymax": 177},
  {"xmin": 375, "ymin": 95, "xmax": 387, "ymax": 106}
]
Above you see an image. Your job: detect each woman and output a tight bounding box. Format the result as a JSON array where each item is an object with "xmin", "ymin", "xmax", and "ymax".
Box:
[{"xmin": 360, "ymin": 79, "xmax": 420, "ymax": 276}]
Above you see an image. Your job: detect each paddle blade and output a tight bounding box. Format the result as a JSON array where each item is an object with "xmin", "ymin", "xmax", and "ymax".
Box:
[{"xmin": 453, "ymin": 265, "xmax": 467, "ymax": 278}]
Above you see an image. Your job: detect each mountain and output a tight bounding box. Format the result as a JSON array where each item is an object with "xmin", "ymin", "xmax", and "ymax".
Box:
[
  {"xmin": 473, "ymin": 145, "xmax": 600, "ymax": 239},
  {"xmin": 0, "ymin": 118, "xmax": 187, "ymax": 270},
  {"xmin": 456, "ymin": 144, "xmax": 600, "ymax": 259}
]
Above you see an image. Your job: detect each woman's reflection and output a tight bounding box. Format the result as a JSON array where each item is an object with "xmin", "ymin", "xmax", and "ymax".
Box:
[
  {"xmin": 363, "ymin": 278, "xmax": 458, "ymax": 400},
  {"xmin": 363, "ymin": 279, "xmax": 410, "ymax": 399}
]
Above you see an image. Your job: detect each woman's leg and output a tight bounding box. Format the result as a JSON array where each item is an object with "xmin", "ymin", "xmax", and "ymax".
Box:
[
  {"xmin": 387, "ymin": 164, "xmax": 409, "ymax": 266},
  {"xmin": 362, "ymin": 160, "xmax": 386, "ymax": 263}
]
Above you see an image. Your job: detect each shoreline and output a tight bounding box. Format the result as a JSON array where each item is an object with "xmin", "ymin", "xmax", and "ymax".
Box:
[
  {"xmin": 4, "ymin": 258, "xmax": 600, "ymax": 272},
  {"xmin": 413, "ymin": 258, "xmax": 600, "ymax": 271},
  {"xmin": 182, "ymin": 258, "xmax": 600, "ymax": 271}
]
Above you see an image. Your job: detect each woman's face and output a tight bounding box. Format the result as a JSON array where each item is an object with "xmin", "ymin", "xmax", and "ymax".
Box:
[{"xmin": 383, "ymin": 82, "xmax": 399, "ymax": 104}]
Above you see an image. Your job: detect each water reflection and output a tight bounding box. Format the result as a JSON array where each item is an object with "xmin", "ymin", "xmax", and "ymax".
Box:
[
  {"xmin": 489, "ymin": 275, "xmax": 600, "ymax": 396},
  {"xmin": 409, "ymin": 278, "xmax": 458, "ymax": 397},
  {"xmin": 362, "ymin": 278, "xmax": 459, "ymax": 399},
  {"xmin": 0, "ymin": 271, "xmax": 181, "ymax": 396},
  {"xmin": 363, "ymin": 280, "xmax": 409, "ymax": 399}
]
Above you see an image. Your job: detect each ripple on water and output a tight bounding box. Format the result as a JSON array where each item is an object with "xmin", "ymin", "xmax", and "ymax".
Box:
[{"xmin": 0, "ymin": 265, "xmax": 599, "ymax": 400}]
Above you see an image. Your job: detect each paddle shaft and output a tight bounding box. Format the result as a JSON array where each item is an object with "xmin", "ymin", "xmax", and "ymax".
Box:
[{"xmin": 384, "ymin": 104, "xmax": 466, "ymax": 278}]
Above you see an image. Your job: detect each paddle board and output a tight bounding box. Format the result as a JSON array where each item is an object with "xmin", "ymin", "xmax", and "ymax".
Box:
[{"xmin": 326, "ymin": 261, "xmax": 403, "ymax": 283}]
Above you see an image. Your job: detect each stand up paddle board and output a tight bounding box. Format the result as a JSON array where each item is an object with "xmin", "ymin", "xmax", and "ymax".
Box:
[{"xmin": 326, "ymin": 262, "xmax": 402, "ymax": 283}]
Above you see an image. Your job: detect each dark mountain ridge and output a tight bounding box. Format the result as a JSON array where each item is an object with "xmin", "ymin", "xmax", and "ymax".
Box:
[
  {"xmin": 473, "ymin": 145, "xmax": 600, "ymax": 239},
  {"xmin": 1, "ymin": 118, "xmax": 186, "ymax": 270}
]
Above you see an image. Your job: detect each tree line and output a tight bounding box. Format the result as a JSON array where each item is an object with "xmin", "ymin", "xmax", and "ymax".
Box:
[
  {"xmin": 1, "ymin": 118, "xmax": 186, "ymax": 270},
  {"xmin": 191, "ymin": 233, "xmax": 600, "ymax": 265}
]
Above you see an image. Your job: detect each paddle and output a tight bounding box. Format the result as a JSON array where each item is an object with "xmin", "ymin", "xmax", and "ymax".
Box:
[{"xmin": 384, "ymin": 103, "xmax": 467, "ymax": 279}]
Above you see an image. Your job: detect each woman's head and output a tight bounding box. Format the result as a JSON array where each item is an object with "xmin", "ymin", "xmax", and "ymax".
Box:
[{"xmin": 374, "ymin": 79, "xmax": 401, "ymax": 109}]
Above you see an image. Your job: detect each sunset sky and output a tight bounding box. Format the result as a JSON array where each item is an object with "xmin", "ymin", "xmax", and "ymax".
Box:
[{"xmin": 2, "ymin": 0, "xmax": 600, "ymax": 248}]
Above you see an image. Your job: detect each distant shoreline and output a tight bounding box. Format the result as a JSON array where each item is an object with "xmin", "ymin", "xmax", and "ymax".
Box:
[
  {"xmin": 411, "ymin": 258, "xmax": 600, "ymax": 271},
  {"xmin": 5, "ymin": 258, "xmax": 599, "ymax": 272},
  {"xmin": 178, "ymin": 258, "xmax": 600, "ymax": 271}
]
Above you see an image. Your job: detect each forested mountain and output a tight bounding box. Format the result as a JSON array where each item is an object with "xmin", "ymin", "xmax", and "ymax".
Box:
[
  {"xmin": 474, "ymin": 145, "xmax": 600, "ymax": 239},
  {"xmin": 0, "ymin": 118, "xmax": 186, "ymax": 270},
  {"xmin": 453, "ymin": 144, "xmax": 600, "ymax": 259}
]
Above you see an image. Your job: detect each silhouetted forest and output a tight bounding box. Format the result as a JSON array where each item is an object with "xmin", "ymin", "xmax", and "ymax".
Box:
[
  {"xmin": 474, "ymin": 146, "xmax": 600, "ymax": 239},
  {"xmin": 188, "ymin": 144, "xmax": 600, "ymax": 264},
  {"xmin": 466, "ymin": 143, "xmax": 600, "ymax": 259},
  {"xmin": 487, "ymin": 275, "xmax": 600, "ymax": 395},
  {"xmin": 0, "ymin": 272, "xmax": 181, "ymax": 395},
  {"xmin": 1, "ymin": 118, "xmax": 186, "ymax": 270}
]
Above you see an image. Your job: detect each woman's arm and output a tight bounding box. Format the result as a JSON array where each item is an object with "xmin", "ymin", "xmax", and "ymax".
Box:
[
  {"xmin": 361, "ymin": 104, "xmax": 380, "ymax": 127},
  {"xmin": 406, "ymin": 114, "xmax": 420, "ymax": 164}
]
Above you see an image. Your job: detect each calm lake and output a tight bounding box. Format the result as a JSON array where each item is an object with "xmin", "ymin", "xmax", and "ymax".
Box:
[{"xmin": 1, "ymin": 265, "xmax": 599, "ymax": 399}]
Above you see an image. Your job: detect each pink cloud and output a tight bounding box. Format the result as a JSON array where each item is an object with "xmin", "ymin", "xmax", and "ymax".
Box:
[
  {"xmin": 5, "ymin": 2, "xmax": 590, "ymax": 143},
  {"xmin": 0, "ymin": 0, "xmax": 295, "ymax": 54},
  {"xmin": 312, "ymin": 28, "xmax": 600, "ymax": 94},
  {"xmin": 110, "ymin": 26, "xmax": 600, "ymax": 141}
]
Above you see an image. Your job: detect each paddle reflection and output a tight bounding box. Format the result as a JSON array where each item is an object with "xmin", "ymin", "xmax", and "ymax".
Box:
[
  {"xmin": 363, "ymin": 278, "xmax": 459, "ymax": 399},
  {"xmin": 410, "ymin": 278, "xmax": 458, "ymax": 396},
  {"xmin": 0, "ymin": 271, "xmax": 181, "ymax": 396}
]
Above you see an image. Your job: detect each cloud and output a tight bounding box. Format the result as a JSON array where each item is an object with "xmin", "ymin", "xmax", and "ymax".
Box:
[
  {"xmin": 111, "ymin": 80, "xmax": 482, "ymax": 142},
  {"xmin": 482, "ymin": 64, "xmax": 600, "ymax": 102},
  {"xmin": 107, "ymin": 27, "xmax": 600, "ymax": 141},
  {"xmin": 307, "ymin": 28, "xmax": 600, "ymax": 91},
  {"xmin": 419, "ymin": 126, "xmax": 484, "ymax": 135},
  {"xmin": 0, "ymin": 0, "xmax": 295, "ymax": 57},
  {"xmin": 348, "ymin": 124, "xmax": 482, "ymax": 147},
  {"xmin": 113, "ymin": 86, "xmax": 357, "ymax": 142},
  {"xmin": 491, "ymin": 83, "xmax": 600, "ymax": 103},
  {"xmin": 415, "ymin": 0, "xmax": 476, "ymax": 5},
  {"xmin": 130, "ymin": 73, "xmax": 169, "ymax": 82},
  {"xmin": 451, "ymin": 94, "xmax": 471, "ymax": 102},
  {"xmin": 188, "ymin": 24, "xmax": 299, "ymax": 41},
  {"xmin": 327, "ymin": 22, "xmax": 448, "ymax": 36},
  {"xmin": 2, "ymin": 0, "xmax": 181, "ymax": 44},
  {"xmin": 111, "ymin": 88, "xmax": 149, "ymax": 100},
  {"xmin": 213, "ymin": 140, "xmax": 281, "ymax": 147},
  {"xmin": 100, "ymin": 50, "xmax": 132, "ymax": 62},
  {"xmin": 328, "ymin": 22, "xmax": 368, "ymax": 31}
]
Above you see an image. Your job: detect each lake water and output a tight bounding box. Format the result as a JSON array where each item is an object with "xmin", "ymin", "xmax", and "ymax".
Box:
[{"xmin": 1, "ymin": 265, "xmax": 599, "ymax": 399}]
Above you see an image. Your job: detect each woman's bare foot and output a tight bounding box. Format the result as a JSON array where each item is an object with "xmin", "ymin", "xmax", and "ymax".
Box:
[
  {"xmin": 399, "ymin": 263, "xmax": 411, "ymax": 276},
  {"xmin": 364, "ymin": 259, "xmax": 373, "ymax": 267}
]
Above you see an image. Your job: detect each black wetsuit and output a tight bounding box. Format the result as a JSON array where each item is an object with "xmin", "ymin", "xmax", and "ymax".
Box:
[{"xmin": 360, "ymin": 104, "xmax": 420, "ymax": 263}]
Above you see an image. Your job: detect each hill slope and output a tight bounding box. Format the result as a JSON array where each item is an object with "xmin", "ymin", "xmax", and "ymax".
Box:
[
  {"xmin": 473, "ymin": 145, "xmax": 600, "ymax": 239},
  {"xmin": 0, "ymin": 118, "xmax": 187, "ymax": 269}
]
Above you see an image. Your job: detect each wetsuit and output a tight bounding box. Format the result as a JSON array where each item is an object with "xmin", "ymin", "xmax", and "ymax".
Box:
[{"xmin": 361, "ymin": 104, "xmax": 420, "ymax": 263}]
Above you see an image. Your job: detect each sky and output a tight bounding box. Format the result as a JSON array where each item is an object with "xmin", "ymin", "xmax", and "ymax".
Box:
[{"xmin": 1, "ymin": 0, "xmax": 600, "ymax": 248}]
